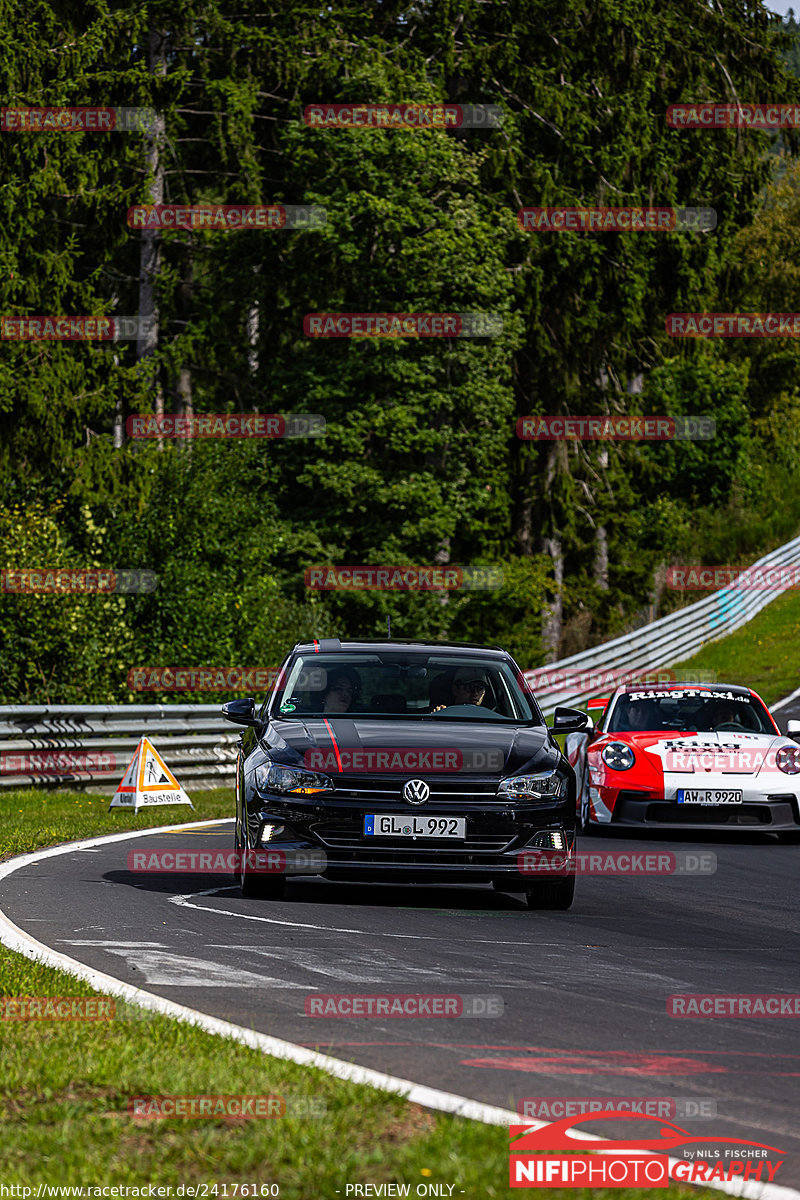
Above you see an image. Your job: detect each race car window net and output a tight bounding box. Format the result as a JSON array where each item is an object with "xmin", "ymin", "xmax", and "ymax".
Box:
[
  {"xmin": 270, "ymin": 653, "xmax": 541, "ymax": 722},
  {"xmin": 606, "ymin": 690, "xmax": 774, "ymax": 735}
]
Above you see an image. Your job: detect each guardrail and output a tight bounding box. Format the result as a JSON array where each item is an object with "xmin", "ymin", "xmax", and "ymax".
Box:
[
  {"xmin": 0, "ymin": 705, "xmax": 238, "ymax": 793},
  {"xmin": 525, "ymin": 534, "xmax": 800, "ymax": 714},
  {"xmin": 2, "ymin": 534, "xmax": 799, "ymax": 792}
]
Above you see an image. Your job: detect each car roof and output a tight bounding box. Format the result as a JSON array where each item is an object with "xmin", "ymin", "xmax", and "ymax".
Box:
[{"xmin": 292, "ymin": 638, "xmax": 509, "ymax": 657}]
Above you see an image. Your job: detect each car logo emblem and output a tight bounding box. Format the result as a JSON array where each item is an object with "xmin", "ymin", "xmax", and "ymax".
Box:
[{"xmin": 403, "ymin": 779, "xmax": 430, "ymax": 805}]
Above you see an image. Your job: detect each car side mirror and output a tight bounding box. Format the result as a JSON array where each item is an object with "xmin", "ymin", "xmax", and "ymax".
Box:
[
  {"xmin": 787, "ymin": 719, "xmax": 800, "ymax": 743},
  {"xmin": 222, "ymin": 696, "xmax": 259, "ymax": 726},
  {"xmin": 550, "ymin": 706, "xmax": 589, "ymax": 734}
]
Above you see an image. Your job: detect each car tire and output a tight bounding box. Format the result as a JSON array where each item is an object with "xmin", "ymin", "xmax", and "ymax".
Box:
[
  {"xmin": 237, "ymin": 829, "xmax": 287, "ymax": 899},
  {"xmin": 233, "ymin": 826, "xmax": 244, "ymax": 886},
  {"xmin": 579, "ymin": 775, "xmax": 596, "ymax": 835},
  {"xmin": 525, "ymin": 874, "xmax": 575, "ymax": 911}
]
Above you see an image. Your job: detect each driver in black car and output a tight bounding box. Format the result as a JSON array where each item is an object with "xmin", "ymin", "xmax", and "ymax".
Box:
[{"xmin": 431, "ymin": 666, "xmax": 491, "ymax": 712}]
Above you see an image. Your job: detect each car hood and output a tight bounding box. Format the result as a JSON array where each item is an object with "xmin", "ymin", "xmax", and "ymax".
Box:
[
  {"xmin": 600, "ymin": 730, "xmax": 791, "ymax": 777},
  {"xmin": 260, "ymin": 716, "xmax": 557, "ymax": 777}
]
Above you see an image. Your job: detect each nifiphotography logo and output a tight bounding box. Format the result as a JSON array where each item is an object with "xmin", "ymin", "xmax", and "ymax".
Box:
[{"xmin": 508, "ymin": 1112, "xmax": 784, "ymax": 1187}]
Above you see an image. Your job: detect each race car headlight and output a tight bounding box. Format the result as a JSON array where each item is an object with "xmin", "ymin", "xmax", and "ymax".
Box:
[
  {"xmin": 602, "ymin": 741, "xmax": 635, "ymax": 771},
  {"xmin": 776, "ymin": 745, "xmax": 800, "ymax": 775},
  {"xmin": 255, "ymin": 763, "xmax": 333, "ymax": 796},
  {"xmin": 498, "ymin": 771, "xmax": 567, "ymax": 802}
]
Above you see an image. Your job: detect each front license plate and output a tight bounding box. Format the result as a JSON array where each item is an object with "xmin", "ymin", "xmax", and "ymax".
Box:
[
  {"xmin": 364, "ymin": 814, "xmax": 466, "ymax": 838},
  {"xmin": 676, "ymin": 789, "xmax": 743, "ymax": 805}
]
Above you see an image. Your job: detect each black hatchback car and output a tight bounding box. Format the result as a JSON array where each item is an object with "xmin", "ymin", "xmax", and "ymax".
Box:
[{"xmin": 223, "ymin": 639, "xmax": 587, "ymax": 909}]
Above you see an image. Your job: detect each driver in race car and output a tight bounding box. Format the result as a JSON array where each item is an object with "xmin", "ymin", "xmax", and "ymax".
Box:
[
  {"xmin": 703, "ymin": 698, "xmax": 741, "ymax": 730},
  {"xmin": 624, "ymin": 699, "xmax": 659, "ymax": 731}
]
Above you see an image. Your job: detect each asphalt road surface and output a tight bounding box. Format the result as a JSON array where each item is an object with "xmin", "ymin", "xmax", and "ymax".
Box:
[{"xmin": 1, "ymin": 820, "xmax": 798, "ymax": 1186}]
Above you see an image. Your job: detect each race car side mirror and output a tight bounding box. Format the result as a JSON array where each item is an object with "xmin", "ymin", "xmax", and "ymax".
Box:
[
  {"xmin": 787, "ymin": 719, "xmax": 800, "ymax": 743},
  {"xmin": 550, "ymin": 706, "xmax": 589, "ymax": 734},
  {"xmin": 222, "ymin": 696, "xmax": 259, "ymax": 726}
]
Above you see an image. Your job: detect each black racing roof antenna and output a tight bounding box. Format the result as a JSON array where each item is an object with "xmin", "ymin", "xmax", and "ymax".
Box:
[{"xmin": 387, "ymin": 614, "xmax": 391, "ymax": 638}]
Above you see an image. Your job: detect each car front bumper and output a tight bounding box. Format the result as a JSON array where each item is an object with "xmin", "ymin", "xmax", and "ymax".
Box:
[
  {"xmin": 590, "ymin": 782, "xmax": 800, "ymax": 831},
  {"xmin": 244, "ymin": 788, "xmax": 575, "ymax": 881}
]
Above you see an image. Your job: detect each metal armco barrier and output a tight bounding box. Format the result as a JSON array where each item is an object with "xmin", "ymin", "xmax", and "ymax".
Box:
[
  {"xmin": 0, "ymin": 705, "xmax": 238, "ymax": 793},
  {"xmin": 525, "ymin": 533, "xmax": 800, "ymax": 714},
  {"xmin": 2, "ymin": 532, "xmax": 799, "ymax": 791}
]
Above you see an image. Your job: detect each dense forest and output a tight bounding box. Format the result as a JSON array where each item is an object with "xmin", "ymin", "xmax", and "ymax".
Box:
[{"xmin": 2, "ymin": 0, "xmax": 800, "ymax": 702}]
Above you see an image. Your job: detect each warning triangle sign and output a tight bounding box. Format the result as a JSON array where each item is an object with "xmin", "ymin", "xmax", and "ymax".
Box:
[{"xmin": 109, "ymin": 736, "xmax": 195, "ymax": 813}]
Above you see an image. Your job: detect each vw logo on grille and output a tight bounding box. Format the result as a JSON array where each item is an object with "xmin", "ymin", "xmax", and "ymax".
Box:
[{"xmin": 403, "ymin": 778, "xmax": 430, "ymax": 805}]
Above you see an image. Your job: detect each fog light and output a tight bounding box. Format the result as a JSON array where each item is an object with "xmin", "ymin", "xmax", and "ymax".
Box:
[
  {"xmin": 259, "ymin": 824, "xmax": 285, "ymax": 844},
  {"xmin": 529, "ymin": 829, "xmax": 566, "ymax": 851}
]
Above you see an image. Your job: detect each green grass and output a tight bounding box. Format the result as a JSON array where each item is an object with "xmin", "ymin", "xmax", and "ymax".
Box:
[
  {"xmin": 672, "ymin": 587, "xmax": 800, "ymax": 706},
  {"xmin": 0, "ymin": 787, "xmax": 234, "ymax": 862},
  {"xmin": 0, "ymin": 788, "xmax": 718, "ymax": 1196}
]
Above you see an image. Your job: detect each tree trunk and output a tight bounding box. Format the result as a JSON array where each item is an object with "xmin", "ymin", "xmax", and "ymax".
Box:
[{"xmin": 136, "ymin": 28, "xmax": 167, "ymax": 444}]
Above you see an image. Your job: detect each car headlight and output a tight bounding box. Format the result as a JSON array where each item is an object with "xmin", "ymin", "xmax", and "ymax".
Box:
[
  {"xmin": 255, "ymin": 762, "xmax": 333, "ymax": 796},
  {"xmin": 601, "ymin": 741, "xmax": 635, "ymax": 771},
  {"xmin": 498, "ymin": 770, "xmax": 567, "ymax": 802},
  {"xmin": 776, "ymin": 745, "xmax": 800, "ymax": 775}
]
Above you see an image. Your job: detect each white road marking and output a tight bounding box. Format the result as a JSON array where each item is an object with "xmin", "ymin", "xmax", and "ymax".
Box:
[
  {"xmin": 0, "ymin": 821, "xmax": 796, "ymax": 1200},
  {"xmin": 71, "ymin": 945, "xmax": 302, "ymax": 988},
  {"xmin": 170, "ymin": 889, "xmax": 566, "ymax": 946},
  {"xmin": 60, "ymin": 940, "xmax": 167, "ymax": 947}
]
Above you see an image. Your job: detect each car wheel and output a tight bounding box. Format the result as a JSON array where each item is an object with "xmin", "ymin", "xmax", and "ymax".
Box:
[
  {"xmin": 525, "ymin": 874, "xmax": 575, "ymax": 911},
  {"xmin": 233, "ymin": 825, "xmax": 244, "ymax": 886},
  {"xmin": 238, "ymin": 833, "xmax": 287, "ymax": 900},
  {"xmin": 579, "ymin": 775, "xmax": 596, "ymax": 835}
]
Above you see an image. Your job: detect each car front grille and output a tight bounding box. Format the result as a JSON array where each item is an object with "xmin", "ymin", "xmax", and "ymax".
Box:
[
  {"xmin": 309, "ymin": 818, "xmax": 514, "ymax": 853},
  {"xmin": 645, "ymin": 803, "xmax": 771, "ymax": 826},
  {"xmin": 331, "ymin": 776, "xmax": 502, "ymax": 804}
]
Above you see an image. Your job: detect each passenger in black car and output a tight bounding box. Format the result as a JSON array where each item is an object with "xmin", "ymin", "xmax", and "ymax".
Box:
[{"xmin": 320, "ymin": 667, "xmax": 361, "ymax": 714}]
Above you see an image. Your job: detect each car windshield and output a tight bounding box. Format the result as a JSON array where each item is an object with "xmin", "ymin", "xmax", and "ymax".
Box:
[
  {"xmin": 606, "ymin": 688, "xmax": 774, "ymax": 734},
  {"xmin": 269, "ymin": 651, "xmax": 540, "ymax": 723}
]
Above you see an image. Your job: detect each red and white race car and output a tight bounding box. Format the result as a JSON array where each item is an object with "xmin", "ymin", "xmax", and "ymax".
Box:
[{"xmin": 566, "ymin": 682, "xmax": 800, "ymax": 841}]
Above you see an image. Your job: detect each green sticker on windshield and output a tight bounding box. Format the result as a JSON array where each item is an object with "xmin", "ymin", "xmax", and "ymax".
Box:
[{"xmin": 280, "ymin": 702, "xmax": 296, "ymax": 713}]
